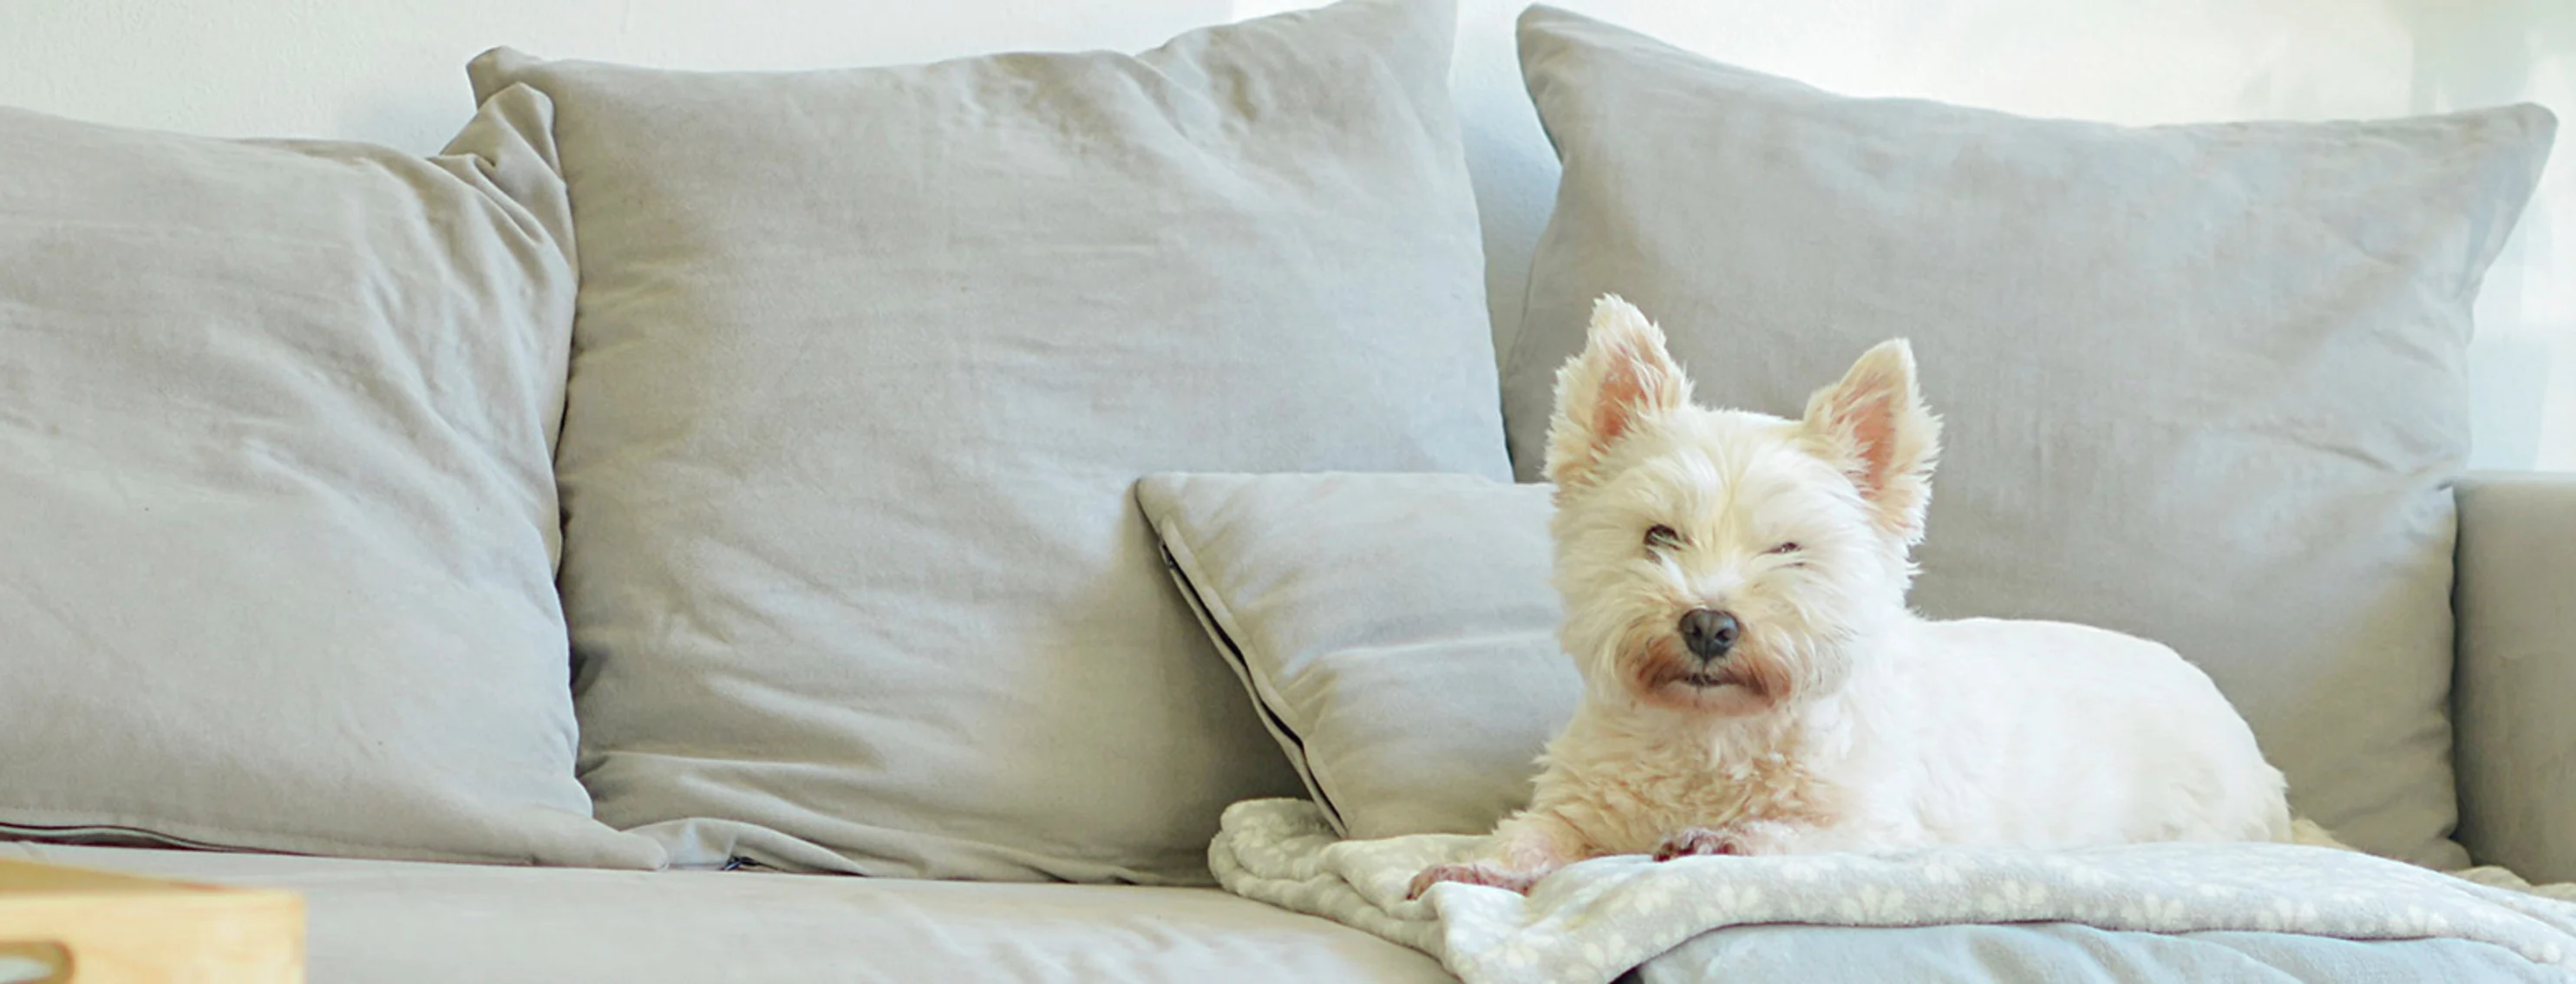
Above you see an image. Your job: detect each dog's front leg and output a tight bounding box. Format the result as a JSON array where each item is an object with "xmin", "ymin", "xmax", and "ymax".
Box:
[
  {"xmin": 1650, "ymin": 819, "xmax": 1801, "ymax": 860},
  {"xmin": 1406, "ymin": 812, "xmax": 1583, "ymax": 898},
  {"xmin": 1655, "ymin": 802, "xmax": 1919, "ymax": 860}
]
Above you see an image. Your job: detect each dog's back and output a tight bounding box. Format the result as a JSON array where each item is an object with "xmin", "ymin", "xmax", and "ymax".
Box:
[{"xmin": 1853, "ymin": 615, "xmax": 2297, "ymax": 850}]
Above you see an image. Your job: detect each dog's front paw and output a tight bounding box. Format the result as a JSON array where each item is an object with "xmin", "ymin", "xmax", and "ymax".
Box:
[
  {"xmin": 1651, "ymin": 827, "xmax": 1742, "ymax": 862},
  {"xmin": 1407, "ymin": 862, "xmax": 1542, "ymax": 898}
]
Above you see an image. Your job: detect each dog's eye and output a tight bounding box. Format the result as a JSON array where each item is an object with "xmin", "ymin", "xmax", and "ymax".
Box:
[
  {"xmin": 1767, "ymin": 541, "xmax": 1801, "ymax": 555},
  {"xmin": 1644, "ymin": 525, "xmax": 1682, "ymax": 549}
]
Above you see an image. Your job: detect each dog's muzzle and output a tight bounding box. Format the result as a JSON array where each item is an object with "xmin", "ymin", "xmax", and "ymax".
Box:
[{"xmin": 1679, "ymin": 608, "xmax": 1739, "ymax": 660}]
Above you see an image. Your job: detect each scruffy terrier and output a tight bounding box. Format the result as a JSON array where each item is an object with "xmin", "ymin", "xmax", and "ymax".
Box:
[{"xmin": 1412, "ymin": 296, "xmax": 2314, "ymax": 898}]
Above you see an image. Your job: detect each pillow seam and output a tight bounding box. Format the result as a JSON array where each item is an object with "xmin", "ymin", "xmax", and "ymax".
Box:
[{"xmin": 1148, "ymin": 524, "xmax": 1350, "ymax": 836}]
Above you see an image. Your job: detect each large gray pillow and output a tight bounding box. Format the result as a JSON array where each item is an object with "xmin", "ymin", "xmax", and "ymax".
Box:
[
  {"xmin": 0, "ymin": 89, "xmax": 663, "ymax": 868},
  {"xmin": 1507, "ymin": 5, "xmax": 2556, "ymax": 868},
  {"xmin": 1137, "ymin": 472, "xmax": 1575, "ymax": 841},
  {"xmin": 467, "ymin": 0, "xmax": 1510, "ymax": 883}
]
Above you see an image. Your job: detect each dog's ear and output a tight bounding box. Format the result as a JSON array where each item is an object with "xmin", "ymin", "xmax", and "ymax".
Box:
[
  {"xmin": 1545, "ymin": 295, "xmax": 1692, "ymax": 489},
  {"xmin": 1801, "ymin": 339, "xmax": 1941, "ymax": 542}
]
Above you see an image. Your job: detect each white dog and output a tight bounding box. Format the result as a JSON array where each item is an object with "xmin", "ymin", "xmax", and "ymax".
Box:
[{"xmin": 1413, "ymin": 296, "xmax": 2318, "ymax": 897}]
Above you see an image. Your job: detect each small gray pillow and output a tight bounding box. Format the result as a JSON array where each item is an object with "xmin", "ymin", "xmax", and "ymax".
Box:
[
  {"xmin": 1508, "ymin": 5, "xmax": 2556, "ymax": 867},
  {"xmin": 1137, "ymin": 472, "xmax": 1576, "ymax": 840},
  {"xmin": 468, "ymin": 0, "xmax": 1511, "ymax": 882},
  {"xmin": 0, "ymin": 89, "xmax": 663, "ymax": 868}
]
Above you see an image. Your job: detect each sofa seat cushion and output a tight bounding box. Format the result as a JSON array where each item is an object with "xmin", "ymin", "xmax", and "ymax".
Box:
[{"xmin": 0, "ymin": 843, "xmax": 1450, "ymax": 983}]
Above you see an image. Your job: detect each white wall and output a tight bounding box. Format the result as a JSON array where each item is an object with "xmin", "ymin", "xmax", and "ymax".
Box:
[{"xmin": 6, "ymin": 0, "xmax": 2570, "ymax": 469}]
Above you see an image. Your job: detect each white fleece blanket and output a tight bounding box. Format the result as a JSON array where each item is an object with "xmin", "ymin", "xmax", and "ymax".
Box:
[{"xmin": 1210, "ymin": 798, "xmax": 2576, "ymax": 984}]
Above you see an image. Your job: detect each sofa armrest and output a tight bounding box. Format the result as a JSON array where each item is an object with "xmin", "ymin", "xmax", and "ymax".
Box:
[{"xmin": 2453, "ymin": 470, "xmax": 2576, "ymax": 882}]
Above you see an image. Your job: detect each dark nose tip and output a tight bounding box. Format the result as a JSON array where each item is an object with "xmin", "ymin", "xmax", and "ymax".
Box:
[{"xmin": 1679, "ymin": 608, "xmax": 1739, "ymax": 660}]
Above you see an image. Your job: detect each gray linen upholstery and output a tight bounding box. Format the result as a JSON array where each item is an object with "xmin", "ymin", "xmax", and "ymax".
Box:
[
  {"xmin": 12, "ymin": 839, "xmax": 2548, "ymax": 984},
  {"xmin": 2453, "ymin": 471, "xmax": 2576, "ymax": 884},
  {"xmin": 0, "ymin": 89, "xmax": 660, "ymax": 868},
  {"xmin": 0, "ymin": 842, "xmax": 1451, "ymax": 984},
  {"xmin": 467, "ymin": 0, "xmax": 1510, "ymax": 882},
  {"xmin": 1506, "ymin": 4, "xmax": 2556, "ymax": 868},
  {"xmin": 1136, "ymin": 472, "xmax": 1576, "ymax": 840}
]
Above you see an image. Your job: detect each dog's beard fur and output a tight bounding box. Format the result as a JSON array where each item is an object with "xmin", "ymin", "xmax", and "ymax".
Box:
[
  {"xmin": 1572, "ymin": 584, "xmax": 1829, "ymax": 718},
  {"xmin": 1576, "ymin": 575, "xmax": 1869, "ymax": 718}
]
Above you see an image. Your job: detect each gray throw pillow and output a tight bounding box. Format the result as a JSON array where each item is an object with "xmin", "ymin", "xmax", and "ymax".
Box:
[
  {"xmin": 0, "ymin": 88, "xmax": 664, "ymax": 868},
  {"xmin": 1137, "ymin": 472, "xmax": 1576, "ymax": 841},
  {"xmin": 467, "ymin": 0, "xmax": 1510, "ymax": 883},
  {"xmin": 1507, "ymin": 5, "xmax": 2556, "ymax": 867}
]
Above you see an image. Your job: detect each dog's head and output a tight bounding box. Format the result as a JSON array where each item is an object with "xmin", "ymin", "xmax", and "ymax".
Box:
[{"xmin": 1542, "ymin": 295, "xmax": 1939, "ymax": 718}]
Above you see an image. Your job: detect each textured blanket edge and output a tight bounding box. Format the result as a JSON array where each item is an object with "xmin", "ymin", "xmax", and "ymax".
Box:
[{"xmin": 1213, "ymin": 797, "xmax": 2576, "ymax": 984}]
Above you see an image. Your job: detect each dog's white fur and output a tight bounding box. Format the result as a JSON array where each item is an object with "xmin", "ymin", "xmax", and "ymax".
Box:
[{"xmin": 1411, "ymin": 296, "xmax": 2312, "ymax": 897}]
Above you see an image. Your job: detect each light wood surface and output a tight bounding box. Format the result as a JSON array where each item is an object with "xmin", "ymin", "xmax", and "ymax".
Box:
[{"xmin": 0, "ymin": 857, "xmax": 303, "ymax": 983}]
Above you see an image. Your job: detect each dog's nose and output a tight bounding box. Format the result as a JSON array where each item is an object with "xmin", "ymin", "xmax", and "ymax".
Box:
[{"xmin": 1679, "ymin": 608, "xmax": 1739, "ymax": 660}]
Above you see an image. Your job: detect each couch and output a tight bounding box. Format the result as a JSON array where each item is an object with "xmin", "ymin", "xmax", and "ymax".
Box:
[
  {"xmin": 2, "ymin": 0, "xmax": 2567, "ymax": 981},
  {"xmin": 0, "ymin": 471, "xmax": 2568, "ymax": 982}
]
